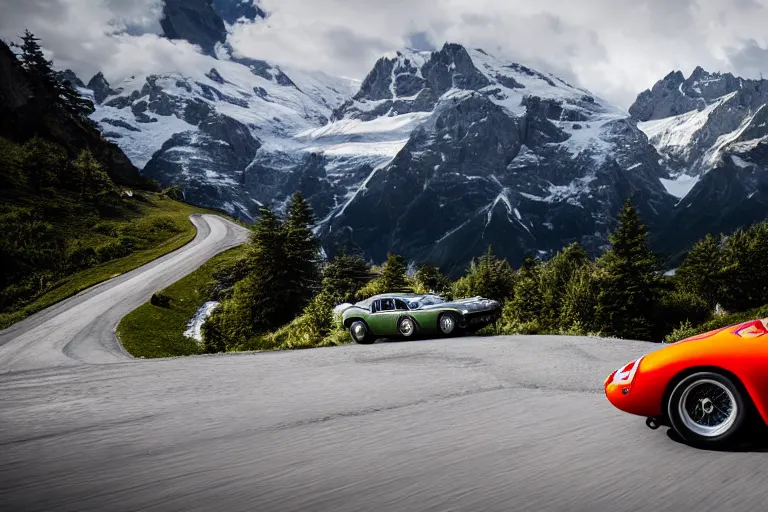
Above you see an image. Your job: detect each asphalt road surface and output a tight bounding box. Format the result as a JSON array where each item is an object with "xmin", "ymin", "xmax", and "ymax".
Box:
[{"xmin": 2, "ymin": 221, "xmax": 767, "ymax": 511}]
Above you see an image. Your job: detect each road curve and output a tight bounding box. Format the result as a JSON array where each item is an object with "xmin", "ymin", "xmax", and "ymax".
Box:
[{"xmin": 0, "ymin": 214, "xmax": 249, "ymax": 373}]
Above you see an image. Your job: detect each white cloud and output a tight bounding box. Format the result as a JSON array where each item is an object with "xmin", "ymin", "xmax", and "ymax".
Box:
[{"xmin": 3, "ymin": 0, "xmax": 768, "ymax": 108}]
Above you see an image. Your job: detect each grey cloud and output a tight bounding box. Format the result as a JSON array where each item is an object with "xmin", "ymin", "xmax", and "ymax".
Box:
[
  {"xmin": 726, "ymin": 39, "xmax": 768, "ymax": 79},
  {"xmin": 4, "ymin": 0, "xmax": 768, "ymax": 109},
  {"xmin": 407, "ymin": 31, "xmax": 435, "ymax": 51}
]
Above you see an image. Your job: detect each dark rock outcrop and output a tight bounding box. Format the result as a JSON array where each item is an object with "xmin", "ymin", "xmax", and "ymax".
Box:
[
  {"xmin": 160, "ymin": 0, "xmax": 227, "ymax": 56},
  {"xmin": 211, "ymin": 0, "xmax": 267, "ymax": 24},
  {"xmin": 87, "ymin": 72, "xmax": 119, "ymax": 104}
]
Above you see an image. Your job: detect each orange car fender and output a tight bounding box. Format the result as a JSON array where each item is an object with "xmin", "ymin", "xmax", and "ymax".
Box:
[{"xmin": 641, "ymin": 336, "xmax": 768, "ymax": 425}]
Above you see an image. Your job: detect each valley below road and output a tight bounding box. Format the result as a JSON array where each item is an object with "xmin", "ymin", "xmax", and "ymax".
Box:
[{"xmin": 0, "ymin": 216, "xmax": 766, "ymax": 512}]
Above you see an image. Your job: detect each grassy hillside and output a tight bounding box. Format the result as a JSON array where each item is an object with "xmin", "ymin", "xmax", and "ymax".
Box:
[
  {"xmin": 0, "ymin": 184, "xmax": 226, "ymax": 329},
  {"xmin": 116, "ymin": 246, "xmax": 247, "ymax": 358}
]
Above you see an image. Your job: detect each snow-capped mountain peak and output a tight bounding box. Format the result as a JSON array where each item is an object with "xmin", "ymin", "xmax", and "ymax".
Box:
[{"xmin": 631, "ymin": 67, "xmax": 768, "ymax": 262}]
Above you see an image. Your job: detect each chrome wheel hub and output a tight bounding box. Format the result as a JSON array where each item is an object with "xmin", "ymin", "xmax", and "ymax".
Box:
[
  {"xmin": 351, "ymin": 322, "xmax": 366, "ymax": 340},
  {"xmin": 678, "ymin": 379, "xmax": 737, "ymax": 437},
  {"xmin": 400, "ymin": 319, "xmax": 414, "ymax": 336},
  {"xmin": 440, "ymin": 315, "xmax": 455, "ymax": 334}
]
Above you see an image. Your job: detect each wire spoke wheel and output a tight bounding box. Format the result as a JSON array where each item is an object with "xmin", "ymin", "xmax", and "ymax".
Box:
[{"xmin": 678, "ymin": 379, "xmax": 737, "ymax": 437}]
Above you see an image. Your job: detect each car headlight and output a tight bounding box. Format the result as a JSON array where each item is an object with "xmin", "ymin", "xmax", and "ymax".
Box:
[{"xmin": 461, "ymin": 309, "xmax": 469, "ymax": 314}]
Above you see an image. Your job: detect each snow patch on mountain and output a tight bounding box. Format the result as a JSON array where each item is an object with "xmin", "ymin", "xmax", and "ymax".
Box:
[
  {"xmin": 638, "ymin": 92, "xmax": 737, "ymax": 162},
  {"xmin": 92, "ymin": 106, "xmax": 199, "ymax": 168},
  {"xmin": 659, "ymin": 173, "xmax": 700, "ymax": 199}
]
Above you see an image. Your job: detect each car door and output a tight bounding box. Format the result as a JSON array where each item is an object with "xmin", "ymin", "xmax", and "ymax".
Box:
[{"xmin": 368, "ymin": 298, "xmax": 401, "ymax": 336}]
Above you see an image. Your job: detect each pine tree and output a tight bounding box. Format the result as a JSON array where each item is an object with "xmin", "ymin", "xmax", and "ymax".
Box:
[
  {"xmin": 453, "ymin": 246, "xmax": 516, "ymax": 302},
  {"xmin": 70, "ymin": 150, "xmax": 113, "ymax": 198},
  {"xmin": 718, "ymin": 222, "xmax": 768, "ymax": 312},
  {"xmin": 502, "ymin": 255, "xmax": 543, "ymax": 331},
  {"xmin": 56, "ymin": 74, "xmax": 96, "ymax": 119},
  {"xmin": 321, "ymin": 252, "xmax": 372, "ymax": 304},
  {"xmin": 283, "ymin": 192, "xmax": 320, "ymax": 316},
  {"xmin": 204, "ymin": 207, "xmax": 294, "ymax": 349},
  {"xmin": 379, "ymin": 253, "xmax": 412, "ymax": 293},
  {"xmin": 594, "ymin": 199, "xmax": 662, "ymax": 340},
  {"xmin": 675, "ymin": 234, "xmax": 722, "ymax": 308},
  {"xmin": 21, "ymin": 136, "xmax": 67, "ymax": 191},
  {"xmin": 14, "ymin": 31, "xmax": 94, "ymax": 119},
  {"xmin": 414, "ymin": 263, "xmax": 451, "ymax": 295},
  {"xmin": 15, "ymin": 30, "xmax": 57, "ymax": 94},
  {"xmin": 559, "ymin": 263, "xmax": 599, "ymax": 333},
  {"xmin": 538, "ymin": 243, "xmax": 590, "ymax": 330}
]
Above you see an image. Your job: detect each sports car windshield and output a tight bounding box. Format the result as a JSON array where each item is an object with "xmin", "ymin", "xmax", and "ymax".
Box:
[{"xmin": 408, "ymin": 295, "xmax": 445, "ymax": 309}]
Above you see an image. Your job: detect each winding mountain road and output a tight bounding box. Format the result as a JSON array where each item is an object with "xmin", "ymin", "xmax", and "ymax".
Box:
[
  {"xmin": 0, "ymin": 214, "xmax": 249, "ymax": 372},
  {"xmin": 1, "ymin": 217, "xmax": 767, "ymax": 511}
]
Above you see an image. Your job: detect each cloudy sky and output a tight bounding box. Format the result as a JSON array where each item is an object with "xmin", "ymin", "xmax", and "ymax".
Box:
[{"xmin": 2, "ymin": 0, "xmax": 768, "ymax": 108}]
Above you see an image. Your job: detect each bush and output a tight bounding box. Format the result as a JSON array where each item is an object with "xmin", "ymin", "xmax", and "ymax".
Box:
[
  {"xmin": 92, "ymin": 221, "xmax": 118, "ymax": 237},
  {"xmin": 664, "ymin": 320, "xmax": 698, "ymax": 343},
  {"xmin": 558, "ymin": 264, "xmax": 599, "ymax": 332},
  {"xmin": 150, "ymin": 292, "xmax": 172, "ymax": 308},
  {"xmin": 95, "ymin": 238, "xmax": 132, "ymax": 263},
  {"xmin": 66, "ymin": 242, "xmax": 98, "ymax": 270},
  {"xmin": 162, "ymin": 185, "xmax": 185, "ymax": 201},
  {"xmin": 654, "ymin": 290, "xmax": 710, "ymax": 340},
  {"xmin": 453, "ymin": 246, "xmax": 515, "ymax": 302},
  {"xmin": 664, "ymin": 303, "xmax": 768, "ymax": 343}
]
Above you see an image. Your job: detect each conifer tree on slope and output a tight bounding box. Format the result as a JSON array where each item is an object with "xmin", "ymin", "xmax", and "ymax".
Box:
[
  {"xmin": 539, "ymin": 243, "xmax": 590, "ymax": 330},
  {"xmin": 321, "ymin": 252, "xmax": 372, "ymax": 304},
  {"xmin": 283, "ymin": 192, "xmax": 320, "ymax": 317},
  {"xmin": 379, "ymin": 253, "xmax": 412, "ymax": 293},
  {"xmin": 675, "ymin": 234, "xmax": 722, "ymax": 309},
  {"xmin": 15, "ymin": 30, "xmax": 57, "ymax": 93},
  {"xmin": 595, "ymin": 199, "xmax": 662, "ymax": 340},
  {"xmin": 453, "ymin": 246, "xmax": 515, "ymax": 303},
  {"xmin": 14, "ymin": 31, "xmax": 94, "ymax": 119},
  {"xmin": 504, "ymin": 255, "xmax": 543, "ymax": 328},
  {"xmin": 203, "ymin": 207, "xmax": 290, "ymax": 350}
]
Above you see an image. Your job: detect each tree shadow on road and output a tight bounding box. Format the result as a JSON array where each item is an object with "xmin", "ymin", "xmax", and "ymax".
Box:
[{"xmin": 666, "ymin": 428, "xmax": 768, "ymax": 453}]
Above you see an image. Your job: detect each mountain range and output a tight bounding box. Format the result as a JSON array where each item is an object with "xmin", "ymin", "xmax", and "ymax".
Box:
[{"xmin": 62, "ymin": 0, "xmax": 768, "ymax": 275}]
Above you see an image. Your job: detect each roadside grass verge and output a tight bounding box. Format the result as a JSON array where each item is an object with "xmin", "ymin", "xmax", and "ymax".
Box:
[
  {"xmin": 117, "ymin": 246, "xmax": 246, "ymax": 358},
  {"xmin": 665, "ymin": 304, "xmax": 768, "ymax": 343},
  {"xmin": 0, "ymin": 194, "xmax": 229, "ymax": 330}
]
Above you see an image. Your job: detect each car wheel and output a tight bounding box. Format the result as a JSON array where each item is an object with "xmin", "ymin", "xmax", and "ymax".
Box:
[
  {"xmin": 667, "ymin": 371, "xmax": 747, "ymax": 447},
  {"xmin": 397, "ymin": 317, "xmax": 416, "ymax": 338},
  {"xmin": 437, "ymin": 313, "xmax": 457, "ymax": 336},
  {"xmin": 349, "ymin": 321, "xmax": 374, "ymax": 345}
]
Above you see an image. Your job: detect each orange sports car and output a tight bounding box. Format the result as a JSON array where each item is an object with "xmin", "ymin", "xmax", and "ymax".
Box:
[{"xmin": 605, "ymin": 318, "xmax": 768, "ymax": 447}]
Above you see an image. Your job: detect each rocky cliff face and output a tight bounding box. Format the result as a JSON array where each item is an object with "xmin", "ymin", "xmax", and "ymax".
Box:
[{"xmin": 631, "ymin": 68, "xmax": 768, "ymax": 261}]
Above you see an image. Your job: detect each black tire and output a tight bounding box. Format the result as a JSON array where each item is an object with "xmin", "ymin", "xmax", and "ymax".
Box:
[
  {"xmin": 667, "ymin": 371, "xmax": 748, "ymax": 448},
  {"xmin": 437, "ymin": 313, "xmax": 458, "ymax": 336},
  {"xmin": 349, "ymin": 320, "xmax": 374, "ymax": 345}
]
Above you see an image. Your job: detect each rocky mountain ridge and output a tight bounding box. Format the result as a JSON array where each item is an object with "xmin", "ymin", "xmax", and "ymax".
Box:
[{"xmin": 631, "ymin": 67, "xmax": 768, "ymax": 259}]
